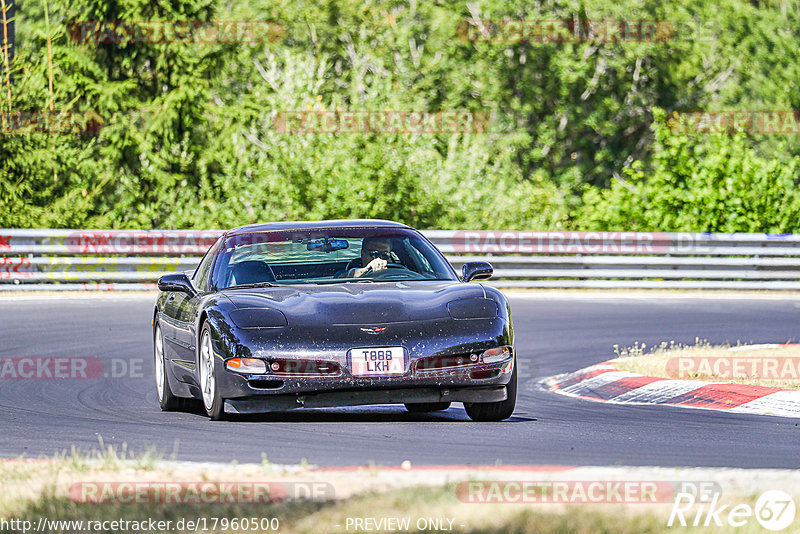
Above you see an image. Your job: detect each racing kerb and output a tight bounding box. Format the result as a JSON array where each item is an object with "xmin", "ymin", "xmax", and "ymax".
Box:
[{"xmin": 2, "ymin": 229, "xmax": 800, "ymax": 290}]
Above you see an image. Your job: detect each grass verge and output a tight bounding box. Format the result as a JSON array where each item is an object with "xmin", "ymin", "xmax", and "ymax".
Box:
[
  {"xmin": 612, "ymin": 341, "xmax": 800, "ymax": 389},
  {"xmin": 2, "ymin": 454, "xmax": 799, "ymax": 533}
]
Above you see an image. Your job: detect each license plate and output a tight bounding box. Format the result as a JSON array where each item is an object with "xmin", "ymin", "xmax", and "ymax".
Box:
[{"xmin": 349, "ymin": 347, "xmax": 406, "ymax": 376}]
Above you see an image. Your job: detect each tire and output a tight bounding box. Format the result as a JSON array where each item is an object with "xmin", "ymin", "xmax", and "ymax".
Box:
[
  {"xmin": 404, "ymin": 402, "xmax": 451, "ymax": 413},
  {"xmin": 464, "ymin": 363, "xmax": 517, "ymax": 422},
  {"xmin": 198, "ymin": 322, "xmax": 226, "ymax": 421},
  {"xmin": 154, "ymin": 323, "xmax": 185, "ymax": 411}
]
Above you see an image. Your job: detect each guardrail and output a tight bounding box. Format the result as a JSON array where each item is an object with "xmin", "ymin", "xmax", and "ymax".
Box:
[{"xmin": 2, "ymin": 229, "xmax": 800, "ymax": 290}]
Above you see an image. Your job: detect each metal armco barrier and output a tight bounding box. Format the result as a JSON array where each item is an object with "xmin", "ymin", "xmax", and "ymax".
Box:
[{"xmin": 2, "ymin": 229, "xmax": 800, "ymax": 290}]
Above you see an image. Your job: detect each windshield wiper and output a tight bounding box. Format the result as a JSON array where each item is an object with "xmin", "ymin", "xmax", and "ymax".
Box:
[
  {"xmin": 225, "ymin": 281, "xmax": 276, "ymax": 289},
  {"xmin": 305, "ymin": 278, "xmax": 373, "ymax": 284}
]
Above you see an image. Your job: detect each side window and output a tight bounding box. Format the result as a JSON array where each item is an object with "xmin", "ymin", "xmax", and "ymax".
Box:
[
  {"xmin": 406, "ymin": 239, "xmax": 433, "ymax": 273},
  {"xmin": 192, "ymin": 237, "xmax": 221, "ymax": 292}
]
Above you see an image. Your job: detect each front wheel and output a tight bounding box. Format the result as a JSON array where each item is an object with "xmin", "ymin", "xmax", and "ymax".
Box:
[
  {"xmin": 464, "ymin": 364, "xmax": 517, "ymax": 422},
  {"xmin": 199, "ymin": 323, "xmax": 225, "ymax": 420},
  {"xmin": 154, "ymin": 323, "xmax": 185, "ymax": 411}
]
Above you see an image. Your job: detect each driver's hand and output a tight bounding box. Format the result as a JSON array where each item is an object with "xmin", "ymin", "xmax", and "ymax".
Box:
[{"xmin": 357, "ymin": 258, "xmax": 387, "ymax": 277}]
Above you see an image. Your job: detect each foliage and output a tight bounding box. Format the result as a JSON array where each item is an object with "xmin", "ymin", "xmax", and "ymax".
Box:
[
  {"xmin": 577, "ymin": 108, "xmax": 800, "ymax": 232},
  {"xmin": 1, "ymin": 0, "xmax": 799, "ymax": 230}
]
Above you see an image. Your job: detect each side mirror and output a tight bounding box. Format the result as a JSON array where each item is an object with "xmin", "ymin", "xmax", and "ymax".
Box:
[
  {"xmin": 158, "ymin": 273, "xmax": 197, "ymax": 296},
  {"xmin": 462, "ymin": 261, "xmax": 493, "ymax": 282}
]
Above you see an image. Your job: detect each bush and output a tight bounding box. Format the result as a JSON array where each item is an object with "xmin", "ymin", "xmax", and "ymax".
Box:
[{"xmin": 576, "ymin": 108, "xmax": 800, "ymax": 232}]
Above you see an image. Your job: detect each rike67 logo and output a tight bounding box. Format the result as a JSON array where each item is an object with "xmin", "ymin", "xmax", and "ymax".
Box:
[{"xmin": 669, "ymin": 490, "xmax": 796, "ymax": 530}]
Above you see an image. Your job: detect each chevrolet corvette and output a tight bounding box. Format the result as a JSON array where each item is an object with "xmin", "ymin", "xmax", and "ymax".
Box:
[{"xmin": 153, "ymin": 220, "xmax": 516, "ymax": 421}]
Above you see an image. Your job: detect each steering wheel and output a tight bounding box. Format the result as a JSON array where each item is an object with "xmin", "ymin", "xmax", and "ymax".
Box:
[
  {"xmin": 366, "ymin": 264, "xmax": 417, "ymax": 280},
  {"xmin": 364, "ymin": 261, "xmax": 406, "ymax": 274}
]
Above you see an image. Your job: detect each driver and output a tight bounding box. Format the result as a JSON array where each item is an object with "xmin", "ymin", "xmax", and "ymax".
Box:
[{"xmin": 348, "ymin": 237, "xmax": 395, "ymax": 278}]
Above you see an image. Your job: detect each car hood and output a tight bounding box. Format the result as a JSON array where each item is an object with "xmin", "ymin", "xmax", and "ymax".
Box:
[{"xmin": 220, "ymin": 281, "xmax": 487, "ymax": 325}]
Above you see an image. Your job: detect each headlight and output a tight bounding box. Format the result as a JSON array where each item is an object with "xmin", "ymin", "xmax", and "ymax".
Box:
[
  {"xmin": 447, "ymin": 298, "xmax": 498, "ymax": 319},
  {"xmin": 482, "ymin": 346, "xmax": 512, "ymax": 364},
  {"xmin": 229, "ymin": 308, "xmax": 288, "ymax": 329},
  {"xmin": 226, "ymin": 357, "xmax": 268, "ymax": 374}
]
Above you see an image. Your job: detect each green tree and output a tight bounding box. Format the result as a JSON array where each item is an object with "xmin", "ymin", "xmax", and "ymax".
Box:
[{"xmin": 577, "ymin": 108, "xmax": 800, "ymax": 232}]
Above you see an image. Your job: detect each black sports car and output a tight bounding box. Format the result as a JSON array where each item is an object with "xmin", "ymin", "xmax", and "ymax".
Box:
[{"xmin": 153, "ymin": 219, "xmax": 516, "ymax": 421}]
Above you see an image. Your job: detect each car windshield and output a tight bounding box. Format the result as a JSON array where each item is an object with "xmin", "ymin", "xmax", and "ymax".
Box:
[{"xmin": 212, "ymin": 227, "xmax": 457, "ymax": 289}]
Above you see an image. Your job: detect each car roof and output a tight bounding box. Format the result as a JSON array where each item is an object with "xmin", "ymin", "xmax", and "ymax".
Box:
[{"xmin": 227, "ymin": 219, "xmax": 412, "ymax": 235}]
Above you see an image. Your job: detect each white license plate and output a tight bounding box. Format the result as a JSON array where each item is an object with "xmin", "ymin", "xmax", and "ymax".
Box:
[{"xmin": 349, "ymin": 347, "xmax": 406, "ymax": 376}]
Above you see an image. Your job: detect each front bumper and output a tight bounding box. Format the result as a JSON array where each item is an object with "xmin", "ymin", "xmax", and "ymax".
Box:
[
  {"xmin": 205, "ymin": 313, "xmax": 515, "ymax": 412},
  {"xmin": 224, "ymin": 385, "xmax": 507, "ymax": 413},
  {"xmin": 215, "ymin": 353, "xmax": 514, "ymax": 396}
]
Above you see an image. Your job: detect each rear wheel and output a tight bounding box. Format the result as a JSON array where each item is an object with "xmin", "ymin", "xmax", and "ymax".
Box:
[
  {"xmin": 199, "ymin": 323, "xmax": 226, "ymax": 420},
  {"xmin": 154, "ymin": 323, "xmax": 185, "ymax": 411},
  {"xmin": 404, "ymin": 402, "xmax": 451, "ymax": 413},
  {"xmin": 464, "ymin": 364, "xmax": 517, "ymax": 422}
]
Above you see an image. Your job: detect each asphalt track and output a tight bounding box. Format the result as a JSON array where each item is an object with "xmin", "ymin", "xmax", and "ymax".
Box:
[{"xmin": 1, "ymin": 293, "xmax": 799, "ymax": 468}]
